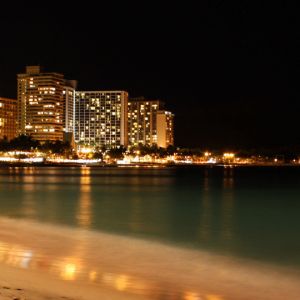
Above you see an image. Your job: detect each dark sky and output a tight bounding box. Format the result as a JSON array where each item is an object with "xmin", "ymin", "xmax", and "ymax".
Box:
[{"xmin": 0, "ymin": 2, "xmax": 296, "ymax": 149}]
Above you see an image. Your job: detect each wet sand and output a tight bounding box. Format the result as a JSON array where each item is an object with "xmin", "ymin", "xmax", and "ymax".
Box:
[
  {"xmin": 1, "ymin": 217, "xmax": 300, "ymax": 300},
  {"xmin": 0, "ymin": 264, "xmax": 145, "ymax": 300}
]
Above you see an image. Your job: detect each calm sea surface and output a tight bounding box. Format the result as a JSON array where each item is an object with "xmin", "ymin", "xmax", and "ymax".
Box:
[{"xmin": 0, "ymin": 165, "xmax": 300, "ymax": 268}]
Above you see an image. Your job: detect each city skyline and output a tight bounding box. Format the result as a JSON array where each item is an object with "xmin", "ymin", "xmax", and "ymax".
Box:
[
  {"xmin": 0, "ymin": 3, "xmax": 293, "ymax": 149},
  {"xmin": 8, "ymin": 65, "xmax": 175, "ymax": 150}
]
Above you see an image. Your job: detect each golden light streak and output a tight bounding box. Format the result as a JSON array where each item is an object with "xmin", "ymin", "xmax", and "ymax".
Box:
[
  {"xmin": 89, "ymin": 270, "xmax": 98, "ymax": 282},
  {"xmin": 115, "ymin": 274, "xmax": 130, "ymax": 291},
  {"xmin": 184, "ymin": 291, "xmax": 201, "ymax": 300},
  {"xmin": 206, "ymin": 294, "xmax": 223, "ymax": 300},
  {"xmin": 61, "ymin": 263, "xmax": 77, "ymax": 281}
]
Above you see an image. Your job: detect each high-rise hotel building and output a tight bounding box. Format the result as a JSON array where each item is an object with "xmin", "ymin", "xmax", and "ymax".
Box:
[
  {"xmin": 63, "ymin": 80, "xmax": 77, "ymax": 134},
  {"xmin": 128, "ymin": 97, "xmax": 162, "ymax": 147},
  {"xmin": 17, "ymin": 66, "xmax": 65, "ymax": 142},
  {"xmin": 75, "ymin": 91, "xmax": 128, "ymax": 149},
  {"xmin": 128, "ymin": 97, "xmax": 174, "ymax": 148},
  {"xmin": 0, "ymin": 97, "xmax": 17, "ymax": 140},
  {"xmin": 157, "ymin": 110, "xmax": 174, "ymax": 148}
]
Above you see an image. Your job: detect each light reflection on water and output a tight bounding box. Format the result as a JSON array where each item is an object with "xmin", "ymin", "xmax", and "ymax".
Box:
[
  {"xmin": 198, "ymin": 170, "xmax": 212, "ymax": 240},
  {"xmin": 221, "ymin": 168, "xmax": 234, "ymax": 241},
  {"xmin": 77, "ymin": 167, "xmax": 92, "ymax": 228},
  {"xmin": 198, "ymin": 169, "xmax": 234, "ymax": 244},
  {"xmin": 1, "ymin": 166, "xmax": 300, "ymax": 267}
]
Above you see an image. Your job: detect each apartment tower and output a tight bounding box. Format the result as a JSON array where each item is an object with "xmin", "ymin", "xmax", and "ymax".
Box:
[
  {"xmin": 75, "ymin": 91, "xmax": 128, "ymax": 149},
  {"xmin": 156, "ymin": 110, "xmax": 174, "ymax": 148},
  {"xmin": 0, "ymin": 97, "xmax": 17, "ymax": 140},
  {"xmin": 17, "ymin": 66, "xmax": 65, "ymax": 142},
  {"xmin": 128, "ymin": 97, "xmax": 162, "ymax": 147}
]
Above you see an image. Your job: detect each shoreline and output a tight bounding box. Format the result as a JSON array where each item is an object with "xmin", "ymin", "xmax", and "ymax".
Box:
[
  {"xmin": 1, "ymin": 217, "xmax": 300, "ymax": 300},
  {"xmin": 0, "ymin": 161, "xmax": 300, "ymax": 168}
]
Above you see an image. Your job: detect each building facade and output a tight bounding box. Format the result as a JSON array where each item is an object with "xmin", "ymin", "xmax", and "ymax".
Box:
[
  {"xmin": 63, "ymin": 80, "xmax": 77, "ymax": 134},
  {"xmin": 128, "ymin": 97, "xmax": 162, "ymax": 147},
  {"xmin": 75, "ymin": 91, "xmax": 128, "ymax": 149},
  {"xmin": 17, "ymin": 66, "xmax": 65, "ymax": 142},
  {"xmin": 0, "ymin": 97, "xmax": 17, "ymax": 140},
  {"xmin": 156, "ymin": 110, "xmax": 174, "ymax": 148}
]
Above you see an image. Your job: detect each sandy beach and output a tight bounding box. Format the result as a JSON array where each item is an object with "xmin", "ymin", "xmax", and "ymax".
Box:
[
  {"xmin": 0, "ymin": 263, "xmax": 146, "ymax": 300},
  {"xmin": 1, "ymin": 217, "xmax": 300, "ymax": 300}
]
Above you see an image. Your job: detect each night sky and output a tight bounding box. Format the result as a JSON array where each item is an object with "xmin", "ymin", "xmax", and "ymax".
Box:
[{"xmin": 0, "ymin": 2, "xmax": 295, "ymax": 149}]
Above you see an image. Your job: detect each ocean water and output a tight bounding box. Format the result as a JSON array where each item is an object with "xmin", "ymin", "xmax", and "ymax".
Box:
[
  {"xmin": 1, "ymin": 165, "xmax": 300, "ymax": 300},
  {"xmin": 0, "ymin": 165, "xmax": 300, "ymax": 268}
]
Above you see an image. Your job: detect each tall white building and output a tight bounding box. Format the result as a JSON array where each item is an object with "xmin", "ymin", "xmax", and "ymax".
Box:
[
  {"xmin": 75, "ymin": 91, "xmax": 128, "ymax": 149},
  {"xmin": 63, "ymin": 80, "xmax": 77, "ymax": 133}
]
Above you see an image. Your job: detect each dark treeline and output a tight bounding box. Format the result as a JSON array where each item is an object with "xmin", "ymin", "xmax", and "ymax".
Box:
[
  {"xmin": 1, "ymin": 135, "xmax": 300, "ymax": 162},
  {"xmin": 96, "ymin": 144, "xmax": 177, "ymax": 160},
  {"xmin": 0, "ymin": 135, "xmax": 71, "ymax": 154}
]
